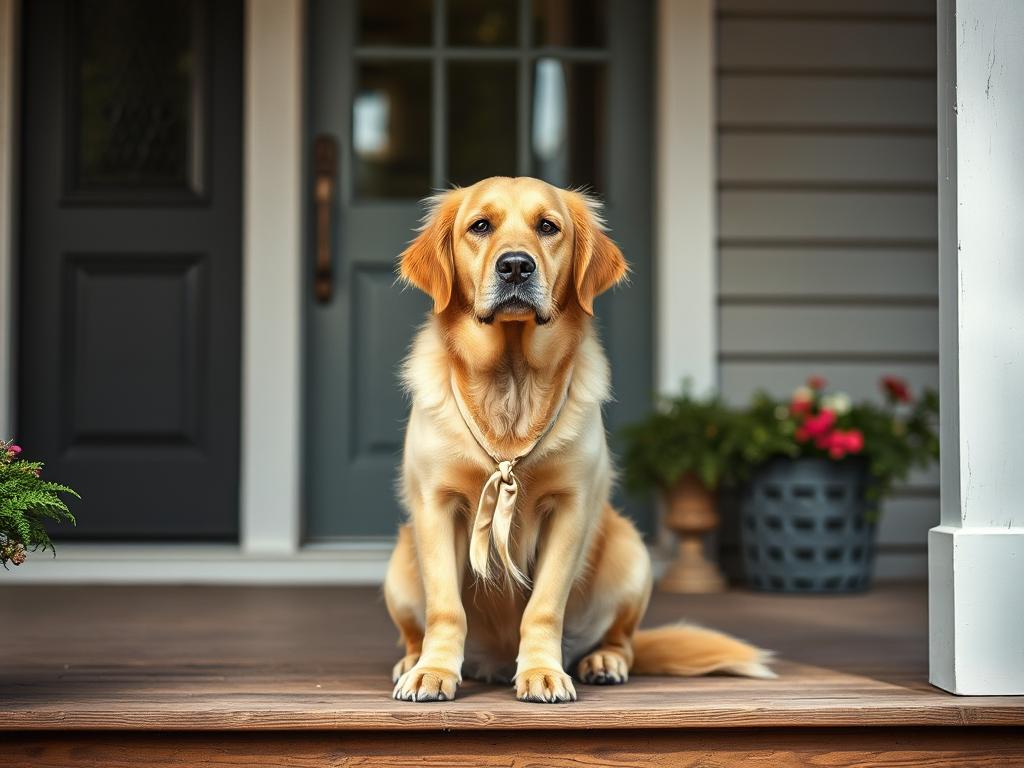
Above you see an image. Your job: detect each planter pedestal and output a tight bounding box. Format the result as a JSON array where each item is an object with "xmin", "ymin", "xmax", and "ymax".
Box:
[{"xmin": 658, "ymin": 475, "xmax": 726, "ymax": 593}]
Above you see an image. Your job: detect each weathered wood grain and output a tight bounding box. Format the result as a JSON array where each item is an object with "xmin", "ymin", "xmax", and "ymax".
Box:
[
  {"xmin": 4, "ymin": 728, "xmax": 1024, "ymax": 768},
  {"xmin": 0, "ymin": 585, "xmax": 1022, "ymax": 732}
]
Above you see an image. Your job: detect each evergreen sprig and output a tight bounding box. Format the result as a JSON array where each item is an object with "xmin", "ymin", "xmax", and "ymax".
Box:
[{"xmin": 0, "ymin": 439, "xmax": 78, "ymax": 567}]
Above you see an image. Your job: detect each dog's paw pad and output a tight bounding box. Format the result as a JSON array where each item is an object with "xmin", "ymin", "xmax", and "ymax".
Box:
[
  {"xmin": 515, "ymin": 668, "xmax": 577, "ymax": 703},
  {"xmin": 577, "ymin": 651, "xmax": 629, "ymax": 685},
  {"xmin": 393, "ymin": 665, "xmax": 459, "ymax": 702}
]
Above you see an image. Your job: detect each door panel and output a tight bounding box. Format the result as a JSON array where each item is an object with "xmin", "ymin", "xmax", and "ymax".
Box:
[
  {"xmin": 306, "ymin": 0, "xmax": 652, "ymax": 540},
  {"xmin": 18, "ymin": 0, "xmax": 242, "ymax": 540}
]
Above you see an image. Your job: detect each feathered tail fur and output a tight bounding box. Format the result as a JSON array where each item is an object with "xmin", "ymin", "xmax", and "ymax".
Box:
[{"xmin": 631, "ymin": 623, "xmax": 776, "ymax": 679}]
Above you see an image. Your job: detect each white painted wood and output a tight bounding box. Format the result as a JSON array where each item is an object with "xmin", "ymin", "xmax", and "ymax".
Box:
[
  {"xmin": 0, "ymin": 0, "xmax": 18, "ymax": 442},
  {"xmin": 719, "ymin": 76, "xmax": 935, "ymax": 129},
  {"xmin": 240, "ymin": 0, "xmax": 304, "ymax": 554},
  {"xmin": 655, "ymin": 0, "xmax": 716, "ymax": 395},
  {"xmin": 719, "ymin": 191, "xmax": 937, "ymax": 241},
  {"xmin": 929, "ymin": 0, "xmax": 1024, "ymax": 696},
  {"xmin": 5, "ymin": 543, "xmax": 394, "ymax": 585}
]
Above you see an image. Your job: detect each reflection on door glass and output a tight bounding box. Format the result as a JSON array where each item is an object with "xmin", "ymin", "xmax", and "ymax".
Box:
[
  {"xmin": 353, "ymin": 63, "xmax": 432, "ymax": 198},
  {"xmin": 533, "ymin": 0, "xmax": 606, "ymax": 48},
  {"xmin": 74, "ymin": 0, "xmax": 197, "ymax": 192},
  {"xmin": 447, "ymin": 0, "xmax": 517, "ymax": 46},
  {"xmin": 531, "ymin": 59, "xmax": 605, "ymax": 191},
  {"xmin": 448, "ymin": 62, "xmax": 517, "ymax": 186},
  {"xmin": 357, "ymin": 0, "xmax": 432, "ymax": 46}
]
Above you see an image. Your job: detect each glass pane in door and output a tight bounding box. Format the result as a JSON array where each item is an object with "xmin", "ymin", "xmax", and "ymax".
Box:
[
  {"xmin": 357, "ymin": 0, "xmax": 433, "ymax": 46},
  {"xmin": 74, "ymin": 0, "xmax": 198, "ymax": 193},
  {"xmin": 447, "ymin": 0, "xmax": 518, "ymax": 46},
  {"xmin": 352, "ymin": 62, "xmax": 432, "ymax": 198},
  {"xmin": 532, "ymin": 0, "xmax": 607, "ymax": 47},
  {"xmin": 447, "ymin": 62, "xmax": 518, "ymax": 186},
  {"xmin": 531, "ymin": 59, "xmax": 606, "ymax": 191}
]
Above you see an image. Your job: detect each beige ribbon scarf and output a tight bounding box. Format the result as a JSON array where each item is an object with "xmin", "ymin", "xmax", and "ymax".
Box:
[{"xmin": 450, "ymin": 369, "xmax": 573, "ymax": 587}]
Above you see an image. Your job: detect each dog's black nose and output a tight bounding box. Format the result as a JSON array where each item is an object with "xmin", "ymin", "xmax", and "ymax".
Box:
[{"xmin": 495, "ymin": 252, "xmax": 536, "ymax": 285}]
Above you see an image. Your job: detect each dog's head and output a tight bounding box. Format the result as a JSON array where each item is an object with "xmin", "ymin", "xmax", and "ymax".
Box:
[{"xmin": 399, "ymin": 177, "xmax": 627, "ymax": 324}]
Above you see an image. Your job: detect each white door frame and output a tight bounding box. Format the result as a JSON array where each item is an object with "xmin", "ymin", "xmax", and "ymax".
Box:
[{"xmin": 1, "ymin": 0, "xmax": 714, "ymax": 583}]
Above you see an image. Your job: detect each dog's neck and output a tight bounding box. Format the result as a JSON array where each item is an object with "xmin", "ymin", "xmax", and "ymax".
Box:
[{"xmin": 445, "ymin": 315, "xmax": 581, "ymax": 459}]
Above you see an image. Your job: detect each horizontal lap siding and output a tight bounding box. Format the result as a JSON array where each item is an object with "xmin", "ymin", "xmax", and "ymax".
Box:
[{"xmin": 715, "ymin": 1, "xmax": 938, "ymax": 579}]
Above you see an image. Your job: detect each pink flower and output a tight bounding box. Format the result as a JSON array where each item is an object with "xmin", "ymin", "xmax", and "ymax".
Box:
[
  {"xmin": 801, "ymin": 409, "xmax": 836, "ymax": 440},
  {"xmin": 881, "ymin": 376, "xmax": 911, "ymax": 403},
  {"xmin": 822, "ymin": 429, "xmax": 865, "ymax": 460}
]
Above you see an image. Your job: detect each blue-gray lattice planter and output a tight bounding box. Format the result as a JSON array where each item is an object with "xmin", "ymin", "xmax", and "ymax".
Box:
[{"xmin": 740, "ymin": 457, "xmax": 875, "ymax": 593}]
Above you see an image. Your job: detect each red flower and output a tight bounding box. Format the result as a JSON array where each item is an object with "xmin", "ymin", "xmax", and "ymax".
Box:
[
  {"xmin": 823, "ymin": 429, "xmax": 865, "ymax": 460},
  {"xmin": 807, "ymin": 375, "xmax": 827, "ymax": 391},
  {"xmin": 881, "ymin": 376, "xmax": 911, "ymax": 403},
  {"xmin": 795, "ymin": 426, "xmax": 809, "ymax": 442},
  {"xmin": 791, "ymin": 398, "xmax": 812, "ymax": 417},
  {"xmin": 801, "ymin": 409, "xmax": 836, "ymax": 440}
]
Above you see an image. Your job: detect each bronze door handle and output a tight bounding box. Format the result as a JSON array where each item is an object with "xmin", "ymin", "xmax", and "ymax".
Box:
[{"xmin": 313, "ymin": 135, "xmax": 338, "ymax": 303}]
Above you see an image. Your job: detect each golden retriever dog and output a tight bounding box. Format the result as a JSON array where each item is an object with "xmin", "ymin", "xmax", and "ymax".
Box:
[{"xmin": 385, "ymin": 177, "xmax": 772, "ymax": 703}]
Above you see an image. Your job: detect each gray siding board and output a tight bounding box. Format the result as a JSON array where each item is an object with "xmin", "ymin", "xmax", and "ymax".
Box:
[
  {"xmin": 719, "ymin": 135, "xmax": 938, "ymax": 185},
  {"xmin": 720, "ymin": 306, "xmax": 938, "ymax": 355},
  {"xmin": 715, "ymin": 1, "xmax": 937, "ymax": 580},
  {"xmin": 719, "ymin": 361, "xmax": 938, "ymax": 403},
  {"xmin": 718, "ymin": 0, "xmax": 935, "ymax": 17},
  {"xmin": 719, "ymin": 76, "xmax": 935, "ymax": 129},
  {"xmin": 719, "ymin": 20, "xmax": 935, "ymax": 72},
  {"xmin": 719, "ymin": 191, "xmax": 937, "ymax": 241},
  {"xmin": 720, "ymin": 247, "xmax": 937, "ymax": 297}
]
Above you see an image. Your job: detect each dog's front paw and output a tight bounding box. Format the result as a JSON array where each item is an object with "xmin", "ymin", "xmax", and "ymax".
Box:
[
  {"xmin": 515, "ymin": 667, "xmax": 577, "ymax": 703},
  {"xmin": 393, "ymin": 664, "xmax": 460, "ymax": 702},
  {"xmin": 577, "ymin": 649, "xmax": 629, "ymax": 685},
  {"xmin": 391, "ymin": 653, "xmax": 421, "ymax": 683}
]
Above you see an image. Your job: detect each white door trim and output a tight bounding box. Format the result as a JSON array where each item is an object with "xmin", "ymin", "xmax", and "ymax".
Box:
[
  {"xmin": 239, "ymin": 0, "xmax": 305, "ymax": 555},
  {"xmin": 655, "ymin": 0, "xmax": 717, "ymax": 397}
]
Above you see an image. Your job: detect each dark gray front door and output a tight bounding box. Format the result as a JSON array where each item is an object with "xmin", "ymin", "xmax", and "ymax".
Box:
[
  {"xmin": 306, "ymin": 0, "xmax": 653, "ymax": 540},
  {"xmin": 18, "ymin": 0, "xmax": 243, "ymax": 540}
]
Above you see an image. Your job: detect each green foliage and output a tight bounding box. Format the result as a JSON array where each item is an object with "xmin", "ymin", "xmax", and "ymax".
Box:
[
  {"xmin": 740, "ymin": 383, "xmax": 939, "ymax": 513},
  {"xmin": 620, "ymin": 378, "xmax": 940, "ymax": 521},
  {"xmin": 620, "ymin": 386, "xmax": 746, "ymax": 492},
  {"xmin": 0, "ymin": 439, "xmax": 78, "ymax": 567}
]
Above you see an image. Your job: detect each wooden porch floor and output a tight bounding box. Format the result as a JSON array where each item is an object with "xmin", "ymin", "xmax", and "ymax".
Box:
[{"xmin": 2, "ymin": 583, "xmax": 1023, "ymax": 765}]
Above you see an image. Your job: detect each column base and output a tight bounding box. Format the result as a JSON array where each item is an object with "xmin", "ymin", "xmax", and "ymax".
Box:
[{"xmin": 929, "ymin": 525, "xmax": 1024, "ymax": 695}]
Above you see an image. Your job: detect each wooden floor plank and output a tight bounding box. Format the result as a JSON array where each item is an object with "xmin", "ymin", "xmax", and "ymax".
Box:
[
  {"xmin": 5, "ymin": 729, "xmax": 1024, "ymax": 768},
  {"xmin": 1, "ymin": 584, "xmax": 1022, "ymax": 731}
]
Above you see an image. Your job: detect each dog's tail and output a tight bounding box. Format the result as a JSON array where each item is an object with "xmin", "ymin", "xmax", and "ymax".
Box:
[{"xmin": 631, "ymin": 624, "xmax": 776, "ymax": 679}]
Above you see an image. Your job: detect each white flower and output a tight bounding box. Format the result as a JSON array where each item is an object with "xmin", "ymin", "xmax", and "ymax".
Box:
[{"xmin": 822, "ymin": 392, "xmax": 852, "ymax": 415}]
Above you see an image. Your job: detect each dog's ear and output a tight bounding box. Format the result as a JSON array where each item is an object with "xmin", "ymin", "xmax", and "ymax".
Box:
[
  {"xmin": 399, "ymin": 189, "xmax": 463, "ymax": 314},
  {"xmin": 564, "ymin": 191, "xmax": 628, "ymax": 316}
]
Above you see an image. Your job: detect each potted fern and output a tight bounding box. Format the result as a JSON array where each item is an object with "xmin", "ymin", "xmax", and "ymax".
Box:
[
  {"xmin": 1, "ymin": 439, "xmax": 78, "ymax": 567},
  {"xmin": 621, "ymin": 389, "xmax": 745, "ymax": 593}
]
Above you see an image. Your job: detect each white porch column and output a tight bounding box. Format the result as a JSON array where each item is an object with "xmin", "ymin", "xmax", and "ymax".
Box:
[{"xmin": 929, "ymin": 0, "xmax": 1024, "ymax": 696}]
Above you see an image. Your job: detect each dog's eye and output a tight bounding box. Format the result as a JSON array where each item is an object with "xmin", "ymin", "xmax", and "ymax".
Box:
[
  {"xmin": 470, "ymin": 219, "xmax": 491, "ymax": 235},
  {"xmin": 538, "ymin": 219, "xmax": 559, "ymax": 235}
]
